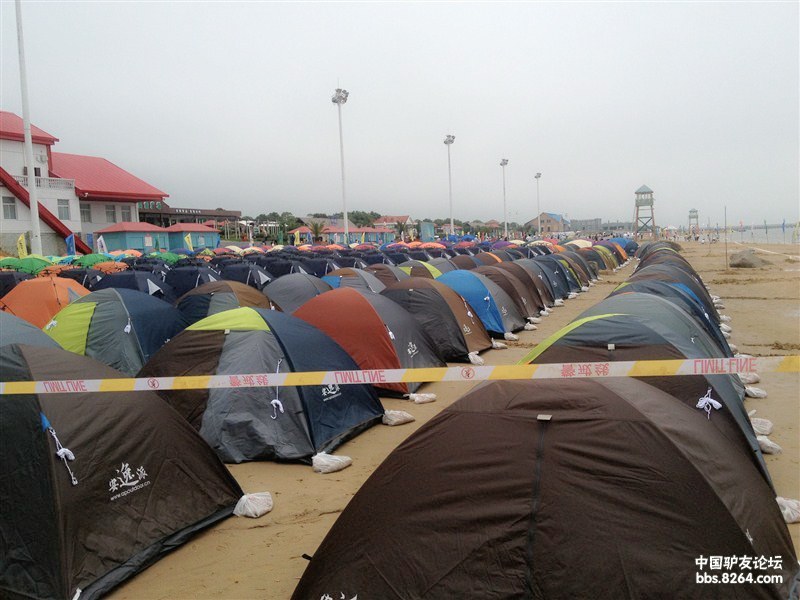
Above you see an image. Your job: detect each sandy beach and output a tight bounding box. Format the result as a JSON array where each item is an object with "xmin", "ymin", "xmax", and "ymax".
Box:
[{"xmin": 110, "ymin": 241, "xmax": 800, "ymax": 600}]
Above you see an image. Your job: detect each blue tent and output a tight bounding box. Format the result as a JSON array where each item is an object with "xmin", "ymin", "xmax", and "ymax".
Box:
[
  {"xmin": 89, "ymin": 270, "xmax": 177, "ymax": 304},
  {"xmin": 437, "ymin": 270, "xmax": 524, "ymax": 336}
]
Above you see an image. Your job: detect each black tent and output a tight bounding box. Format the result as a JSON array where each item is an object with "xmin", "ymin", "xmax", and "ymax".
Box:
[{"xmin": 0, "ymin": 344, "xmax": 243, "ymax": 600}]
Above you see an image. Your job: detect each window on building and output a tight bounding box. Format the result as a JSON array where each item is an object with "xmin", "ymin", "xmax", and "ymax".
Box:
[
  {"xmin": 80, "ymin": 203, "xmax": 91, "ymax": 222},
  {"xmin": 22, "ymin": 167, "xmax": 42, "ymax": 177},
  {"xmin": 106, "ymin": 205, "xmax": 117, "ymax": 223},
  {"xmin": 121, "ymin": 205, "xmax": 132, "ymax": 222},
  {"xmin": 57, "ymin": 199, "xmax": 71, "ymax": 221},
  {"xmin": 2, "ymin": 196, "xmax": 17, "ymax": 220}
]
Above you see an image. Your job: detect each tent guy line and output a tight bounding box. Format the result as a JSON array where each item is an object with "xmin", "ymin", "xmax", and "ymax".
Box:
[{"xmin": 2, "ymin": 355, "xmax": 797, "ymax": 395}]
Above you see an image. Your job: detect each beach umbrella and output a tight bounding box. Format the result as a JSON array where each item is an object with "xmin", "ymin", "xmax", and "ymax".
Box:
[
  {"xmin": 491, "ymin": 240, "xmax": 513, "ymax": 249},
  {"xmin": 93, "ymin": 261, "xmax": 129, "ymax": 274},
  {"xmin": 225, "ymin": 245, "xmax": 245, "ymax": 254},
  {"xmin": 150, "ymin": 251, "xmax": 182, "ymax": 265},
  {"xmin": 14, "ymin": 256, "xmax": 52, "ymax": 275},
  {"xmin": 72, "ymin": 254, "xmax": 112, "ymax": 267},
  {"xmin": 0, "ymin": 257, "xmax": 22, "ymax": 270}
]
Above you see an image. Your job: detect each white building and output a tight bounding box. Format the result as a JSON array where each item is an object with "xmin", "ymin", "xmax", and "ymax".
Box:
[{"xmin": 0, "ymin": 111, "xmax": 168, "ymax": 255}]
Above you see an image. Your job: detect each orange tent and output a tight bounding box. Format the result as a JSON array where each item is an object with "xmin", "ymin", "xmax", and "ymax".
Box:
[{"xmin": 0, "ymin": 277, "xmax": 90, "ymax": 327}]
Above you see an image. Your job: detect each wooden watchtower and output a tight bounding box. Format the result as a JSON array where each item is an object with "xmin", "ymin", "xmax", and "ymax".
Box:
[{"xmin": 634, "ymin": 185, "xmax": 656, "ymax": 240}]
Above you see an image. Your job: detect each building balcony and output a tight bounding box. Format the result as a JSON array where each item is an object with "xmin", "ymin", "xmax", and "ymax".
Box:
[{"xmin": 13, "ymin": 174, "xmax": 75, "ymax": 191}]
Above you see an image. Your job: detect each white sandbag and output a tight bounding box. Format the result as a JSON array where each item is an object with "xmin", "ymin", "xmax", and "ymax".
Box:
[
  {"xmin": 382, "ymin": 410, "xmax": 415, "ymax": 426},
  {"xmin": 756, "ymin": 435, "xmax": 782, "ymax": 454},
  {"xmin": 491, "ymin": 339, "xmax": 508, "ymax": 349},
  {"xmin": 745, "ymin": 386, "xmax": 768, "ymax": 398},
  {"xmin": 467, "ymin": 351, "xmax": 485, "ymax": 365},
  {"xmin": 528, "ymin": 316, "xmax": 542, "ymax": 324},
  {"xmin": 504, "ymin": 332, "xmax": 519, "ymax": 341},
  {"xmin": 728, "ymin": 343, "xmax": 738, "ymax": 354},
  {"xmin": 540, "ymin": 309, "xmax": 551, "ymax": 316},
  {"xmin": 554, "ymin": 299, "xmax": 565, "ymax": 306},
  {"xmin": 714, "ymin": 302, "xmax": 726, "ymax": 309},
  {"xmin": 568, "ymin": 292, "xmax": 578, "ymax": 300},
  {"xmin": 407, "ymin": 393, "xmax": 436, "ymax": 404},
  {"xmin": 523, "ymin": 323, "xmax": 537, "ymax": 331},
  {"xmin": 750, "ymin": 417, "xmax": 773, "ymax": 436},
  {"xmin": 233, "ymin": 492, "xmax": 273, "ymax": 518},
  {"xmin": 722, "ymin": 331, "xmax": 731, "ymax": 339},
  {"xmin": 777, "ymin": 497, "xmax": 800, "ymax": 523},
  {"xmin": 734, "ymin": 352, "xmax": 753, "ymax": 358},
  {"xmin": 312, "ymin": 453, "xmax": 353, "ymax": 474},
  {"xmin": 580, "ymin": 286, "xmax": 589, "ymax": 292},
  {"xmin": 719, "ymin": 323, "xmax": 732, "ymax": 334},
  {"xmin": 719, "ymin": 314, "xmax": 732, "ymax": 323},
  {"xmin": 738, "ymin": 372, "xmax": 760, "ymax": 385},
  {"xmin": 711, "ymin": 294, "xmax": 720, "ymax": 302}
]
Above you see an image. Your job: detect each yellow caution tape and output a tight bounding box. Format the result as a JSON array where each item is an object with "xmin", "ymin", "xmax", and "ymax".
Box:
[{"xmin": 1, "ymin": 356, "xmax": 797, "ymax": 395}]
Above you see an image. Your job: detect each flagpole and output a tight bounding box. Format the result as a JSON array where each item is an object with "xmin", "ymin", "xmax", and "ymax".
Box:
[{"xmin": 15, "ymin": 0, "xmax": 43, "ymax": 255}]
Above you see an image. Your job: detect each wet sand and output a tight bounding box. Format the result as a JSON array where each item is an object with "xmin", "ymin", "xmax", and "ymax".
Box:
[{"xmin": 111, "ymin": 241, "xmax": 800, "ymax": 599}]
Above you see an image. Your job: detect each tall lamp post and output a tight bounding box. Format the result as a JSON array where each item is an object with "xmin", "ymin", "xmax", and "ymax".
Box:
[
  {"xmin": 500, "ymin": 159, "xmax": 509, "ymax": 238},
  {"xmin": 444, "ymin": 135, "xmax": 455, "ymax": 237},
  {"xmin": 534, "ymin": 172, "xmax": 542, "ymax": 236},
  {"xmin": 15, "ymin": 0, "xmax": 43, "ymax": 255},
  {"xmin": 331, "ymin": 88, "xmax": 350, "ymax": 243}
]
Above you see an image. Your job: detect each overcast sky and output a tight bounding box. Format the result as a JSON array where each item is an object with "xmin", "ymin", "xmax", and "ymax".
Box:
[{"xmin": 2, "ymin": 1, "xmax": 798, "ymax": 228}]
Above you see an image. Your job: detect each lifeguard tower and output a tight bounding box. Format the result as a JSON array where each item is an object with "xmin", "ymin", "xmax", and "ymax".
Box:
[
  {"xmin": 634, "ymin": 185, "xmax": 656, "ymax": 240},
  {"xmin": 688, "ymin": 209, "xmax": 699, "ymax": 239}
]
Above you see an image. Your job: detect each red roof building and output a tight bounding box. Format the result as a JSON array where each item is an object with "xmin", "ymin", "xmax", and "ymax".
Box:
[
  {"xmin": 0, "ymin": 111, "xmax": 59, "ymax": 145},
  {"xmin": 50, "ymin": 152, "xmax": 167, "ymax": 202}
]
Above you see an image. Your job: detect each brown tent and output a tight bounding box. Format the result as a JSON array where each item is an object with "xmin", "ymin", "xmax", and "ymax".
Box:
[
  {"xmin": 0, "ymin": 276, "xmax": 89, "ymax": 327},
  {"xmin": 492, "ymin": 260, "xmax": 555, "ymax": 307},
  {"xmin": 448, "ymin": 254, "xmax": 480, "ymax": 270},
  {"xmin": 475, "ymin": 265, "xmax": 543, "ymax": 320},
  {"xmin": 293, "ymin": 378, "xmax": 798, "ymax": 599},
  {"xmin": 364, "ymin": 263, "xmax": 410, "ymax": 287},
  {"xmin": 0, "ymin": 344, "xmax": 243, "ymax": 600}
]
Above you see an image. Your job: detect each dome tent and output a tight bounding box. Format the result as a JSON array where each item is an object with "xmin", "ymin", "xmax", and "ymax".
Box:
[
  {"xmin": 176, "ymin": 280, "xmax": 274, "ymax": 325},
  {"xmin": 0, "ymin": 312, "xmax": 61, "ymax": 348},
  {"xmin": 44, "ymin": 288, "xmax": 186, "ymax": 376},
  {"xmin": 293, "ymin": 378, "xmax": 798, "ymax": 599},
  {"xmin": 262, "ymin": 273, "xmax": 332, "ymax": 313},
  {"xmin": 89, "ymin": 269, "xmax": 177, "ymax": 304},
  {"xmin": 381, "ymin": 278, "xmax": 493, "ymax": 364},
  {"xmin": 295, "ymin": 287, "xmax": 444, "ymax": 398},
  {"xmin": 139, "ymin": 308, "xmax": 385, "ymax": 464},
  {"xmin": 0, "ymin": 277, "xmax": 89, "ymax": 328},
  {"xmin": 437, "ymin": 270, "xmax": 526, "ymax": 339},
  {"xmin": 0, "ymin": 345, "xmax": 246, "ymax": 600}
]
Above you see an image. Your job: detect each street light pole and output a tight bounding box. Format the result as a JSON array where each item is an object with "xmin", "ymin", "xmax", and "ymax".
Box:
[
  {"xmin": 444, "ymin": 135, "xmax": 455, "ymax": 237},
  {"xmin": 331, "ymin": 88, "xmax": 349, "ymax": 243},
  {"xmin": 500, "ymin": 159, "xmax": 509, "ymax": 238},
  {"xmin": 15, "ymin": 0, "xmax": 43, "ymax": 255},
  {"xmin": 534, "ymin": 172, "xmax": 542, "ymax": 236}
]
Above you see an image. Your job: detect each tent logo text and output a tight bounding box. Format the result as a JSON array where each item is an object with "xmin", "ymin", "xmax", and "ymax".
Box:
[
  {"xmin": 462, "ymin": 324, "xmax": 472, "ymax": 335},
  {"xmin": 407, "ymin": 342, "xmax": 419, "ymax": 358},
  {"xmin": 109, "ymin": 462, "xmax": 150, "ymax": 501},
  {"xmin": 321, "ymin": 384, "xmax": 342, "ymax": 401}
]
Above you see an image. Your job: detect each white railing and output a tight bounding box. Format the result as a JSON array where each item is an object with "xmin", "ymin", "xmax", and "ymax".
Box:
[{"xmin": 13, "ymin": 175, "xmax": 75, "ymax": 191}]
